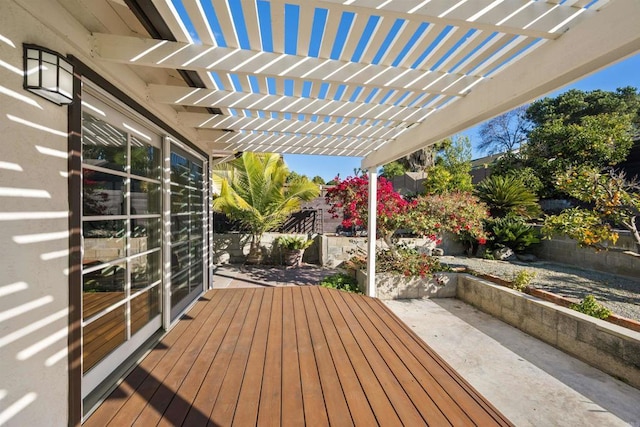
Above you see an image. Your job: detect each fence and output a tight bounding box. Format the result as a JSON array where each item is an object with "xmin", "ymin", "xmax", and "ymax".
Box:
[{"xmin": 213, "ymin": 209, "xmax": 322, "ymax": 234}]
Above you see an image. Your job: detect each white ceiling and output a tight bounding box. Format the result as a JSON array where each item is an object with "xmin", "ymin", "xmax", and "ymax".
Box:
[{"xmin": 85, "ymin": 0, "xmax": 640, "ymax": 167}]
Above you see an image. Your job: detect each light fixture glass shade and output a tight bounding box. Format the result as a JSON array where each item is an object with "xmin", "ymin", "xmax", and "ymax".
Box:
[{"xmin": 23, "ymin": 44, "xmax": 74, "ymax": 105}]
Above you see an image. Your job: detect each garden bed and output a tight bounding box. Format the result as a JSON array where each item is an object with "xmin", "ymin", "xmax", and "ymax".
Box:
[
  {"xmin": 456, "ymin": 274, "xmax": 640, "ymax": 390},
  {"xmin": 440, "ymin": 255, "xmax": 640, "ymax": 323},
  {"xmin": 356, "ymin": 270, "xmax": 457, "ymax": 299}
]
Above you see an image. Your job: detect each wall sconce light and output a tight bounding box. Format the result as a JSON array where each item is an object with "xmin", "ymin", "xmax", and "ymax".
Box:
[{"xmin": 23, "ymin": 44, "xmax": 73, "ymax": 106}]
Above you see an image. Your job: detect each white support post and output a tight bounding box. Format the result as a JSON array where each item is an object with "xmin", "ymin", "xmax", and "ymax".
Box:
[{"xmin": 366, "ymin": 167, "xmax": 377, "ymax": 298}]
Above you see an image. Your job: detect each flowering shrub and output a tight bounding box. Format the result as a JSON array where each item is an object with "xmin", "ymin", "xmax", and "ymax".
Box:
[
  {"xmin": 326, "ymin": 177, "xmax": 489, "ymax": 247},
  {"xmin": 543, "ymin": 167, "xmax": 640, "ymax": 251},
  {"xmin": 326, "ymin": 174, "xmax": 409, "ymax": 242},
  {"xmin": 407, "ymin": 192, "xmax": 489, "ymax": 244}
]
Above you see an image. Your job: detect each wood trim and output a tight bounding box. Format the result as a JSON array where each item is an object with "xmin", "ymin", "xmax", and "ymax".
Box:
[
  {"xmin": 67, "ymin": 61, "xmax": 83, "ymax": 427},
  {"xmin": 123, "ymin": 0, "xmax": 222, "ymax": 115}
]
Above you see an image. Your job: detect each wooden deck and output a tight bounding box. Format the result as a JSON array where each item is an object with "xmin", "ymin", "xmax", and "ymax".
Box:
[{"xmin": 85, "ymin": 287, "xmax": 512, "ymax": 426}]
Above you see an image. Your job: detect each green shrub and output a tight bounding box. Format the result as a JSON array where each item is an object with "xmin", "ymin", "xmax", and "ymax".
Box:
[
  {"xmin": 475, "ymin": 174, "xmax": 541, "ymax": 218},
  {"xmin": 486, "ymin": 215, "xmax": 540, "ymax": 252},
  {"xmin": 319, "ymin": 273, "xmax": 361, "ymax": 293},
  {"xmin": 511, "ymin": 270, "xmax": 536, "ymax": 291},
  {"xmin": 275, "ymin": 235, "xmax": 313, "ymax": 250},
  {"xmin": 570, "ymin": 295, "xmax": 612, "ymax": 319},
  {"xmin": 375, "ymin": 247, "xmax": 450, "ymax": 278}
]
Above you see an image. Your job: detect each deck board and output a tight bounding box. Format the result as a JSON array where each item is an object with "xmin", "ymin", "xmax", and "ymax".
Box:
[{"xmin": 86, "ymin": 287, "xmax": 513, "ymax": 426}]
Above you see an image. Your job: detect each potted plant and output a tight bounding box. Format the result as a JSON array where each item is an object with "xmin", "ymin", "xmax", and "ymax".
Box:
[{"xmin": 276, "ymin": 235, "xmax": 313, "ymax": 267}]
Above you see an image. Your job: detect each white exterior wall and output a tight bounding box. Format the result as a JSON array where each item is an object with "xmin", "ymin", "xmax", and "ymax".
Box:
[
  {"xmin": 0, "ymin": 2, "xmax": 212, "ymax": 424},
  {"xmin": 0, "ymin": 2, "xmax": 71, "ymax": 425}
]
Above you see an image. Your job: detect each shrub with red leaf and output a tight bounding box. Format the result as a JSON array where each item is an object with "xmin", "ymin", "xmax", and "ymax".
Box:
[{"xmin": 325, "ymin": 174, "xmax": 409, "ymax": 244}]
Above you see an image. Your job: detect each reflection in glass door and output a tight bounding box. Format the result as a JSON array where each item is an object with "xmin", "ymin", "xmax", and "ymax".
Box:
[
  {"xmin": 80, "ymin": 94, "xmax": 162, "ymax": 395},
  {"xmin": 170, "ymin": 146, "xmax": 205, "ymax": 320}
]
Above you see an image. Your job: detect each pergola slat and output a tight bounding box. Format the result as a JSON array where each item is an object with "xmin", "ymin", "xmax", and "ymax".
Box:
[
  {"xmin": 212, "ymin": 0, "xmax": 240, "ymax": 48},
  {"xmin": 362, "ymin": 0, "xmax": 640, "ymax": 168},
  {"xmin": 240, "ymin": 1, "xmax": 262, "ymax": 51},
  {"xmin": 270, "ymin": 1, "xmax": 285, "ymax": 54},
  {"xmin": 150, "ymin": 84, "xmax": 429, "ymax": 122},
  {"xmin": 318, "ymin": 7, "xmax": 342, "ymax": 59},
  {"xmin": 181, "ymin": 0, "xmax": 216, "ymax": 45},
  {"xmin": 316, "ymin": 0, "xmax": 567, "ymax": 39},
  {"xmin": 179, "ymin": 112, "xmax": 401, "ymax": 139}
]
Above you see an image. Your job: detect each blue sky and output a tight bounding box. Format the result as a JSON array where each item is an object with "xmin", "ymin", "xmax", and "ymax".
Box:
[{"xmin": 284, "ymin": 52, "xmax": 640, "ymax": 182}]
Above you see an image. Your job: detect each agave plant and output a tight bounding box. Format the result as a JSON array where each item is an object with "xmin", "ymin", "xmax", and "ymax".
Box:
[
  {"xmin": 475, "ymin": 174, "xmax": 541, "ymax": 219},
  {"xmin": 212, "ymin": 152, "xmax": 320, "ymax": 262}
]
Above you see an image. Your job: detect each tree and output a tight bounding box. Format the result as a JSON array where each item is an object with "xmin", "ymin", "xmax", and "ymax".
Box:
[
  {"xmin": 478, "ymin": 105, "xmax": 529, "ymax": 155},
  {"xmin": 380, "ymin": 161, "xmax": 406, "ymax": 178},
  {"xmin": 526, "ymin": 87, "xmax": 640, "ymax": 129},
  {"xmin": 311, "ymin": 175, "xmax": 325, "ymax": 185},
  {"xmin": 542, "ymin": 166, "xmax": 640, "ymax": 252},
  {"xmin": 423, "ymin": 135, "xmax": 473, "ymax": 194},
  {"xmin": 524, "ymin": 113, "xmax": 634, "ymax": 196},
  {"xmin": 286, "ymin": 170, "xmax": 310, "ymax": 183},
  {"xmin": 396, "ymin": 148, "xmax": 436, "ymax": 172},
  {"xmin": 212, "ymin": 152, "xmax": 320, "ymax": 261},
  {"xmin": 516, "ymin": 88, "xmax": 640, "ymax": 197}
]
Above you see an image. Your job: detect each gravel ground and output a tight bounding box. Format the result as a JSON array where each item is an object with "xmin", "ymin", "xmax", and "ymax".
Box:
[{"xmin": 439, "ymin": 255, "xmax": 640, "ymax": 322}]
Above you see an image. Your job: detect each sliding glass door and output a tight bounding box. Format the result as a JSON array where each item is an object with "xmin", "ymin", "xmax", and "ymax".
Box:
[{"xmin": 169, "ymin": 145, "xmax": 205, "ymax": 320}]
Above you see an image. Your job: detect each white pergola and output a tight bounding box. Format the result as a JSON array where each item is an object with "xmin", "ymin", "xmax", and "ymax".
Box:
[{"xmin": 87, "ymin": 0, "xmax": 640, "ymax": 296}]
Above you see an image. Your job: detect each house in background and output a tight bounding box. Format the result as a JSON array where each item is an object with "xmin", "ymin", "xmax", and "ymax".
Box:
[
  {"xmin": 1, "ymin": 0, "xmax": 639, "ymax": 425},
  {"xmin": 470, "ymin": 153, "xmax": 504, "ymax": 184}
]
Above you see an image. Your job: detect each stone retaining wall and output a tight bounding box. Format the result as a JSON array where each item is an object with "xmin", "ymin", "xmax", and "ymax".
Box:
[
  {"xmin": 457, "ymin": 274, "xmax": 640, "ymax": 389},
  {"xmin": 534, "ymin": 230, "xmax": 639, "ymax": 278}
]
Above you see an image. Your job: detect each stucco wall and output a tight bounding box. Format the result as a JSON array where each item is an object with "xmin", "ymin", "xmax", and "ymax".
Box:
[{"xmin": 0, "ymin": 2, "xmax": 72, "ymax": 425}]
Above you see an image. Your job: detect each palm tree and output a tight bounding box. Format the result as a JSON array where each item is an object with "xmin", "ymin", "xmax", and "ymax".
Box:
[{"xmin": 212, "ymin": 152, "xmax": 320, "ymax": 262}]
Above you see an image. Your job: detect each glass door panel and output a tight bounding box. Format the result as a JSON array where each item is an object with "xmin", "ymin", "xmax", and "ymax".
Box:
[
  {"xmin": 80, "ymin": 93, "xmax": 163, "ymax": 396},
  {"xmin": 169, "ymin": 147, "xmax": 205, "ymax": 320}
]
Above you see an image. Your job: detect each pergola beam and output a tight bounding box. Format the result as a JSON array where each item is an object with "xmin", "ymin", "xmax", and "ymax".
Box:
[
  {"xmin": 179, "ymin": 112, "xmax": 405, "ymax": 139},
  {"xmin": 93, "ymin": 33, "xmax": 481, "ymax": 93},
  {"xmin": 151, "ymin": 84, "xmax": 432, "ymax": 123},
  {"xmin": 198, "ymin": 128, "xmax": 380, "ymax": 157},
  {"xmin": 362, "ymin": 0, "xmax": 640, "ymax": 169}
]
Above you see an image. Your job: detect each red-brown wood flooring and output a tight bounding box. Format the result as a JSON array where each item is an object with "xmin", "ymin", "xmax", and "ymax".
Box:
[{"xmin": 85, "ymin": 286, "xmax": 512, "ymax": 426}]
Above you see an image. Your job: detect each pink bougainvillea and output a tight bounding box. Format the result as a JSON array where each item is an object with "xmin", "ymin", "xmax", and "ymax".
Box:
[
  {"xmin": 325, "ymin": 174, "xmax": 411, "ymax": 241},
  {"xmin": 325, "ymin": 175, "xmax": 489, "ymax": 247}
]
